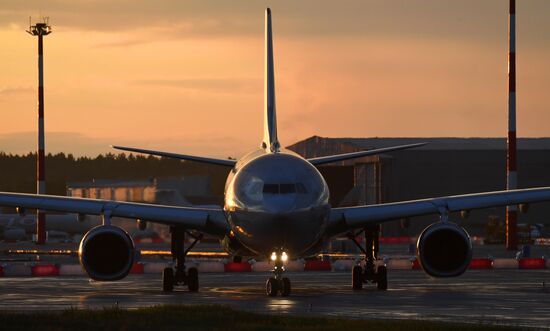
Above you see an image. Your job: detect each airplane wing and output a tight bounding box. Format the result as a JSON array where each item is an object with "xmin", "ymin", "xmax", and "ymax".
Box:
[
  {"xmin": 327, "ymin": 187, "xmax": 550, "ymax": 235},
  {"xmin": 0, "ymin": 192, "xmax": 229, "ymax": 235},
  {"xmin": 307, "ymin": 143, "xmax": 426, "ymax": 166},
  {"xmin": 111, "ymin": 145, "xmax": 236, "ymax": 167}
]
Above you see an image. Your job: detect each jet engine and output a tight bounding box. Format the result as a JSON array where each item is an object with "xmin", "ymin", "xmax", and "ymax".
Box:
[
  {"xmin": 416, "ymin": 222, "xmax": 472, "ymax": 277},
  {"xmin": 79, "ymin": 225, "xmax": 135, "ymax": 281}
]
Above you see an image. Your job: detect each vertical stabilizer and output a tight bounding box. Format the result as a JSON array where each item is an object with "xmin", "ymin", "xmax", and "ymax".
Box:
[{"xmin": 262, "ymin": 8, "xmax": 280, "ymax": 152}]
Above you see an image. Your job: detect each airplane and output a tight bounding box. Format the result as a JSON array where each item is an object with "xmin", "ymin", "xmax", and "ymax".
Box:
[{"xmin": 1, "ymin": 8, "xmax": 550, "ymax": 296}]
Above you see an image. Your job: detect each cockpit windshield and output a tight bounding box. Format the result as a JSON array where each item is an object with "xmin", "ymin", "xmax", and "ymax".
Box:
[{"xmin": 262, "ymin": 183, "xmax": 307, "ymax": 194}]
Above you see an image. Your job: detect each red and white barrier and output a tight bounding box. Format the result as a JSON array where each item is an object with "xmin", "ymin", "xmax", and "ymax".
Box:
[
  {"xmin": 469, "ymin": 258, "xmax": 492, "ymax": 269},
  {"xmin": 251, "ymin": 261, "xmax": 272, "ymax": 272},
  {"xmin": 0, "ymin": 256, "xmax": 546, "ymax": 278},
  {"xmin": 31, "ymin": 264, "xmax": 59, "ymax": 276},
  {"xmin": 130, "ymin": 263, "xmax": 144, "ymax": 274},
  {"xmin": 197, "ymin": 261, "xmax": 225, "ymax": 273},
  {"xmin": 412, "ymin": 259, "xmax": 422, "ymax": 270},
  {"xmin": 224, "ymin": 262, "xmax": 252, "ymax": 272},
  {"xmin": 304, "ymin": 260, "xmax": 331, "ymax": 271},
  {"xmin": 492, "ymin": 258, "xmax": 518, "ymax": 269},
  {"xmin": 286, "ymin": 260, "xmax": 305, "ymax": 271},
  {"xmin": 59, "ymin": 264, "xmax": 85, "ymax": 276},
  {"xmin": 143, "ymin": 262, "xmax": 169, "ymax": 274},
  {"xmin": 387, "ymin": 258, "xmax": 413, "ymax": 270},
  {"xmin": 518, "ymin": 258, "xmax": 545, "ymax": 269}
]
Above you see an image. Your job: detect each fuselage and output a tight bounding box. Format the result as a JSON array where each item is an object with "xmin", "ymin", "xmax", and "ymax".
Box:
[{"xmin": 224, "ymin": 149, "xmax": 331, "ymax": 258}]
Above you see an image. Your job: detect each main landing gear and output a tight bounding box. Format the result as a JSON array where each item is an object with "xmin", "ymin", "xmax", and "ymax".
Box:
[
  {"xmin": 163, "ymin": 226, "xmax": 202, "ymax": 292},
  {"xmin": 265, "ymin": 251, "xmax": 291, "ymax": 297},
  {"xmin": 349, "ymin": 225, "xmax": 388, "ymax": 291}
]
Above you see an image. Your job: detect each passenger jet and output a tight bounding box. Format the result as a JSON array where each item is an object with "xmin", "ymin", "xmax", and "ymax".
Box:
[{"xmin": 1, "ymin": 8, "xmax": 550, "ymax": 296}]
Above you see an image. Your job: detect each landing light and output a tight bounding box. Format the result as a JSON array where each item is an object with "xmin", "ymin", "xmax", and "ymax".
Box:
[
  {"xmin": 271, "ymin": 252, "xmax": 277, "ymax": 261},
  {"xmin": 281, "ymin": 252, "xmax": 288, "ymax": 262}
]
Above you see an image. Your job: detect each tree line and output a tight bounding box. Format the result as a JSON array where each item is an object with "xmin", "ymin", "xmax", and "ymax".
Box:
[{"xmin": 0, "ymin": 152, "xmax": 229, "ymax": 197}]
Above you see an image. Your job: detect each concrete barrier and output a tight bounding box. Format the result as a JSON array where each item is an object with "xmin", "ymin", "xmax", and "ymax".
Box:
[
  {"xmin": 492, "ymin": 258, "xmax": 518, "ymax": 269},
  {"xmin": 4, "ymin": 264, "xmax": 32, "ymax": 277},
  {"xmin": 304, "ymin": 260, "xmax": 331, "ymax": 271},
  {"xmin": 130, "ymin": 263, "xmax": 144, "ymax": 274},
  {"xmin": 251, "ymin": 261, "xmax": 272, "ymax": 272},
  {"xmin": 412, "ymin": 259, "xmax": 422, "ymax": 270},
  {"xmin": 469, "ymin": 258, "xmax": 492, "ymax": 269},
  {"xmin": 224, "ymin": 262, "xmax": 252, "ymax": 272},
  {"xmin": 286, "ymin": 260, "xmax": 305, "ymax": 272},
  {"xmin": 143, "ymin": 262, "xmax": 169, "ymax": 274},
  {"xmin": 59, "ymin": 264, "xmax": 85, "ymax": 276},
  {"xmin": 387, "ymin": 258, "xmax": 413, "ymax": 270},
  {"xmin": 518, "ymin": 258, "xmax": 546, "ymax": 269},
  {"xmin": 31, "ymin": 264, "xmax": 59, "ymax": 277},
  {"xmin": 197, "ymin": 261, "xmax": 224, "ymax": 273}
]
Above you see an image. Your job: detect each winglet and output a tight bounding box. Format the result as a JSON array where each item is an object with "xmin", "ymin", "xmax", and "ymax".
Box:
[{"xmin": 262, "ymin": 7, "xmax": 280, "ymax": 152}]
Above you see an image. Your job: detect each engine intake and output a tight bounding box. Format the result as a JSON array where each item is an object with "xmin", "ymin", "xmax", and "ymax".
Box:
[
  {"xmin": 416, "ymin": 222, "xmax": 472, "ymax": 277},
  {"xmin": 79, "ymin": 225, "xmax": 135, "ymax": 281}
]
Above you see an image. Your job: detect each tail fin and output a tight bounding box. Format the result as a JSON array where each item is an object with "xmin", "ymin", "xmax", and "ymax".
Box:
[{"xmin": 262, "ymin": 8, "xmax": 280, "ymax": 152}]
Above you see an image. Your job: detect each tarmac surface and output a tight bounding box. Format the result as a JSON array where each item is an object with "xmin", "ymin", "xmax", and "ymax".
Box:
[{"xmin": 1, "ymin": 270, "xmax": 550, "ymax": 329}]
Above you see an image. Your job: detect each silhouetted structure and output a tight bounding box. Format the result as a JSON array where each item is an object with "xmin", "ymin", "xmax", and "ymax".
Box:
[{"xmin": 26, "ymin": 17, "xmax": 52, "ymax": 244}]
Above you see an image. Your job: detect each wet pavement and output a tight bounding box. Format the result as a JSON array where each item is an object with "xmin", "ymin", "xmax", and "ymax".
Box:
[{"xmin": 1, "ymin": 270, "xmax": 550, "ymax": 329}]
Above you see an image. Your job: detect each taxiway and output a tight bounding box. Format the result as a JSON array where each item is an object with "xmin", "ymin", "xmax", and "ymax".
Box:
[{"xmin": 1, "ymin": 270, "xmax": 549, "ymax": 329}]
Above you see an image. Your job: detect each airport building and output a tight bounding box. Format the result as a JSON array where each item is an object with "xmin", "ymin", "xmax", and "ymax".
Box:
[
  {"xmin": 66, "ymin": 176, "xmax": 217, "ymax": 239},
  {"xmin": 66, "ymin": 176, "xmax": 216, "ymax": 206},
  {"xmin": 288, "ymin": 136, "xmax": 550, "ymax": 237}
]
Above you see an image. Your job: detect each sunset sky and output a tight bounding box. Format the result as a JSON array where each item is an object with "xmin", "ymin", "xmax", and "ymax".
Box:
[{"xmin": 1, "ymin": 0, "xmax": 549, "ymax": 157}]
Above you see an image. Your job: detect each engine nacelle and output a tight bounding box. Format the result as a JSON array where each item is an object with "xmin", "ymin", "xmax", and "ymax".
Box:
[
  {"xmin": 79, "ymin": 225, "xmax": 135, "ymax": 281},
  {"xmin": 416, "ymin": 222, "xmax": 472, "ymax": 278}
]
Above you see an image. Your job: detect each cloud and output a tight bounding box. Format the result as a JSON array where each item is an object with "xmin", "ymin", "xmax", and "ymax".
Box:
[
  {"xmin": 135, "ymin": 77, "xmax": 259, "ymax": 94},
  {"xmin": 4, "ymin": 0, "xmax": 549, "ymax": 45},
  {"xmin": 0, "ymin": 87, "xmax": 34, "ymax": 97}
]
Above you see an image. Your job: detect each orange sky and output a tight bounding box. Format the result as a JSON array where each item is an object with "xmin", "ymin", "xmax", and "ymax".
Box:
[{"xmin": 1, "ymin": 0, "xmax": 549, "ymax": 157}]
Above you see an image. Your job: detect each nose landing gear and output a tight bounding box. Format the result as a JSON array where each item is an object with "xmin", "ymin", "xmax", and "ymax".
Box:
[
  {"xmin": 265, "ymin": 251, "xmax": 291, "ymax": 297},
  {"xmin": 162, "ymin": 226, "xmax": 202, "ymax": 292},
  {"xmin": 349, "ymin": 225, "xmax": 388, "ymax": 291}
]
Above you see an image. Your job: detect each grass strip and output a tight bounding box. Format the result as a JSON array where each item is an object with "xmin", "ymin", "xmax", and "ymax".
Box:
[{"xmin": 0, "ymin": 304, "xmax": 523, "ymax": 331}]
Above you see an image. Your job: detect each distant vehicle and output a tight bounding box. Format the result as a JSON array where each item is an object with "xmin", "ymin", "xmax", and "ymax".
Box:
[{"xmin": 0, "ymin": 9, "xmax": 550, "ymax": 297}]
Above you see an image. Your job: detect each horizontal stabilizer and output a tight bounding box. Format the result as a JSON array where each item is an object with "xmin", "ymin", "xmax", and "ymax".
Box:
[
  {"xmin": 111, "ymin": 145, "xmax": 236, "ymax": 167},
  {"xmin": 307, "ymin": 143, "xmax": 427, "ymax": 165}
]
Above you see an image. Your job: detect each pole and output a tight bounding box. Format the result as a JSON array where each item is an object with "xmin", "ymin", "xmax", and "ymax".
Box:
[
  {"xmin": 506, "ymin": 0, "xmax": 517, "ymax": 250},
  {"xmin": 36, "ymin": 32, "xmax": 46, "ymax": 244}
]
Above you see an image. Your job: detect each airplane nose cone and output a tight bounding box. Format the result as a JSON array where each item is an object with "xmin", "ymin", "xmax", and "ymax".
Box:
[{"xmin": 263, "ymin": 195, "xmax": 297, "ymax": 214}]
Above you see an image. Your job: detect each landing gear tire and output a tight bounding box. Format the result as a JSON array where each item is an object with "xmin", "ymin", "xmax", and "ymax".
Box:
[
  {"xmin": 352, "ymin": 265, "xmax": 363, "ymax": 290},
  {"xmin": 266, "ymin": 277, "xmax": 279, "ymax": 297},
  {"xmin": 376, "ymin": 266, "xmax": 388, "ymax": 291},
  {"xmin": 280, "ymin": 277, "xmax": 291, "ymax": 297},
  {"xmin": 162, "ymin": 267, "xmax": 174, "ymax": 292},
  {"xmin": 187, "ymin": 267, "xmax": 199, "ymax": 292}
]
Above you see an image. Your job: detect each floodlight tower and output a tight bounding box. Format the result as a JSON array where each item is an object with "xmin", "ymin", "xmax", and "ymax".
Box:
[
  {"xmin": 27, "ymin": 17, "xmax": 51, "ymax": 245},
  {"xmin": 506, "ymin": 0, "xmax": 518, "ymax": 250}
]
